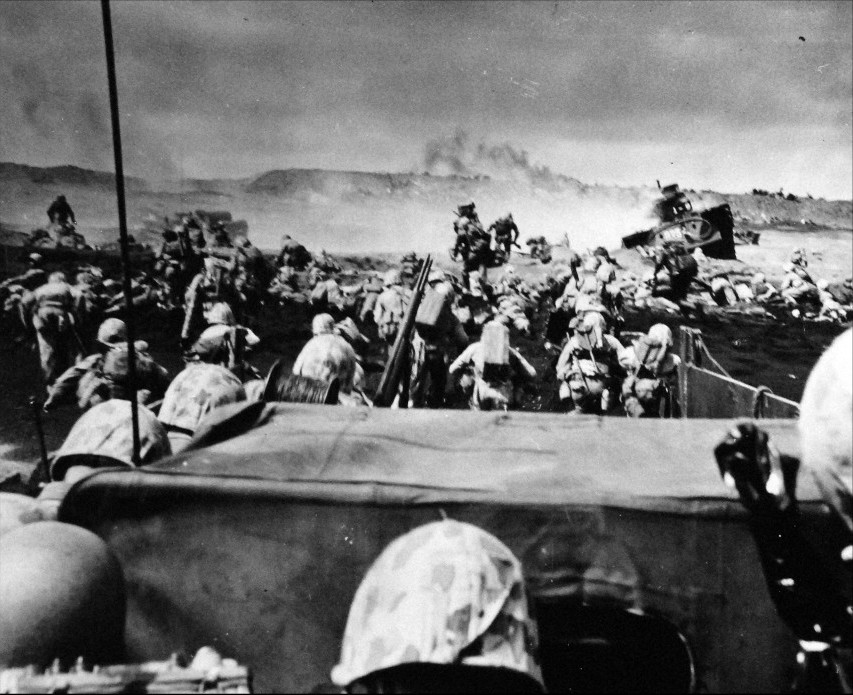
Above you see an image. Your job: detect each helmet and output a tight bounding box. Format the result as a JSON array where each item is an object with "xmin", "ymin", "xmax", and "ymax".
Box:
[
  {"xmin": 0, "ymin": 522, "xmax": 125, "ymax": 669},
  {"xmin": 51, "ymin": 400, "xmax": 170, "ymax": 480},
  {"xmin": 330, "ymin": 519, "xmax": 541, "ymax": 689},
  {"xmin": 207, "ymin": 302, "xmax": 236, "ymax": 326},
  {"xmin": 647, "ymin": 323, "xmax": 674, "ymax": 349},
  {"xmin": 97, "ymin": 318, "xmax": 128, "ymax": 347},
  {"xmin": 383, "ymin": 269, "xmax": 402, "ymax": 287},
  {"xmin": 596, "ymin": 262, "xmax": 616, "ymax": 284},
  {"xmin": 428, "ymin": 268, "xmax": 447, "ymax": 284},
  {"xmin": 48, "ymin": 271, "xmax": 67, "ymax": 284},
  {"xmin": 752, "ymin": 272, "xmax": 766, "ymax": 283},
  {"xmin": 312, "ymin": 313, "xmax": 336, "ymax": 335},
  {"xmin": 158, "ymin": 364, "xmax": 246, "ymax": 438},
  {"xmin": 816, "ymin": 278, "xmax": 830, "ymax": 291},
  {"xmin": 782, "ymin": 262, "xmax": 795, "ymax": 273},
  {"xmin": 799, "ymin": 329, "xmax": 852, "ymax": 534},
  {"xmin": 57, "ymin": 195, "xmax": 66, "ymax": 202},
  {"xmin": 163, "ymin": 228, "xmax": 178, "ymax": 242},
  {"xmin": 28, "ymin": 253, "xmax": 42, "ymax": 265}
]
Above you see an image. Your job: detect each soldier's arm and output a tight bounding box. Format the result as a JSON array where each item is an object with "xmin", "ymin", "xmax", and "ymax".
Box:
[{"xmin": 45, "ymin": 355, "xmax": 99, "ymax": 408}]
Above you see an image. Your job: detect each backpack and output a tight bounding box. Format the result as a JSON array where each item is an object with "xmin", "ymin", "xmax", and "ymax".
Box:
[
  {"xmin": 634, "ymin": 336, "xmax": 668, "ymax": 377},
  {"xmin": 378, "ymin": 288, "xmax": 408, "ymax": 340},
  {"xmin": 415, "ymin": 288, "xmax": 452, "ymax": 342}
]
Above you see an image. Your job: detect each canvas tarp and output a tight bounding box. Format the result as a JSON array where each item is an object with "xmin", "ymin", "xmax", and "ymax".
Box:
[{"xmin": 59, "ymin": 406, "xmax": 835, "ymax": 692}]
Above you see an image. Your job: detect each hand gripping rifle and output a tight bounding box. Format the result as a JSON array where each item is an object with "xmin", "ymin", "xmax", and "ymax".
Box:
[{"xmin": 374, "ymin": 255, "xmax": 433, "ymax": 407}]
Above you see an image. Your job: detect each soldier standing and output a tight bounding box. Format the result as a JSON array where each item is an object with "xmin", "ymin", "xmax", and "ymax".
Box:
[
  {"xmin": 489, "ymin": 213, "xmax": 520, "ymax": 258},
  {"xmin": 20, "ymin": 271, "xmax": 83, "ymax": 386}
]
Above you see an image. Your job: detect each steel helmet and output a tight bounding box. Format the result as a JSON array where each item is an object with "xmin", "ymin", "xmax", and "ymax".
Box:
[
  {"xmin": 0, "ymin": 522, "xmax": 125, "ymax": 669},
  {"xmin": 816, "ymin": 278, "xmax": 830, "ymax": 291},
  {"xmin": 48, "ymin": 271, "xmax": 67, "ymax": 284},
  {"xmin": 428, "ymin": 268, "xmax": 447, "ymax": 284},
  {"xmin": 312, "ymin": 313, "xmax": 336, "ymax": 335},
  {"xmin": 207, "ymin": 302, "xmax": 236, "ymax": 326},
  {"xmin": 158, "ymin": 363, "xmax": 246, "ymax": 437},
  {"xmin": 383, "ymin": 269, "xmax": 402, "ymax": 287},
  {"xmin": 28, "ymin": 253, "xmax": 43, "ymax": 265},
  {"xmin": 96, "ymin": 318, "xmax": 128, "ymax": 347},
  {"xmin": 799, "ymin": 328, "xmax": 852, "ymax": 535},
  {"xmin": 647, "ymin": 323, "xmax": 674, "ymax": 349},
  {"xmin": 51, "ymin": 400, "xmax": 170, "ymax": 480},
  {"xmin": 331, "ymin": 519, "xmax": 541, "ymax": 689}
]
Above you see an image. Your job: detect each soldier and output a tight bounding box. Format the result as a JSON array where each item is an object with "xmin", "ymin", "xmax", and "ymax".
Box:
[
  {"xmin": 651, "ymin": 241, "xmax": 698, "ymax": 301},
  {"xmin": 277, "ymin": 234, "xmax": 310, "ymax": 269},
  {"xmin": 189, "ymin": 302, "xmax": 261, "ymax": 380},
  {"xmin": 268, "ymin": 265, "xmax": 305, "ymax": 306},
  {"xmin": 20, "ymin": 271, "xmax": 83, "ymax": 386},
  {"xmin": 373, "ymin": 269, "xmax": 411, "ymax": 357},
  {"xmin": 358, "ymin": 272, "xmax": 385, "ymax": 324},
  {"xmin": 154, "ymin": 226, "xmax": 188, "ymax": 308},
  {"xmin": 334, "ymin": 317, "xmax": 373, "ymax": 406},
  {"xmin": 49, "ymin": 399, "xmax": 170, "ymax": 482},
  {"xmin": 620, "ymin": 323, "xmax": 681, "ymax": 418},
  {"xmin": 181, "ymin": 257, "xmax": 242, "ymax": 348},
  {"xmin": 555, "ymin": 311, "xmax": 625, "ymax": 414},
  {"xmin": 449, "ymin": 319, "xmax": 536, "ymax": 411},
  {"xmin": 157, "ymin": 362, "xmax": 247, "ymax": 453},
  {"xmin": 330, "ymin": 519, "xmax": 543, "ymax": 693},
  {"xmin": 44, "ymin": 317, "xmax": 127, "ymax": 411},
  {"xmin": 46, "ymin": 195, "xmax": 76, "ymax": 228},
  {"xmin": 292, "ymin": 318, "xmax": 361, "ymax": 405},
  {"xmin": 489, "ymin": 213, "xmax": 520, "ymax": 258},
  {"xmin": 412, "ymin": 268, "xmax": 468, "ymax": 408},
  {"xmin": 99, "ymin": 344, "xmax": 172, "ymax": 406}
]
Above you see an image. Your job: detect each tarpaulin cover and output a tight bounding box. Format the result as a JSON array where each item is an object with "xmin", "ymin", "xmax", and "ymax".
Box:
[{"xmin": 59, "ymin": 406, "xmax": 836, "ymax": 693}]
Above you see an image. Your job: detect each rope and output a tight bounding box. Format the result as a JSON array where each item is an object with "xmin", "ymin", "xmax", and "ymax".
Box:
[{"xmin": 695, "ymin": 335, "xmax": 733, "ymax": 379}]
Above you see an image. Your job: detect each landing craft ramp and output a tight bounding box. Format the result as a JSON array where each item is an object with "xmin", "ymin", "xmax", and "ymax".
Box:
[{"xmin": 58, "ymin": 408, "xmax": 835, "ymax": 693}]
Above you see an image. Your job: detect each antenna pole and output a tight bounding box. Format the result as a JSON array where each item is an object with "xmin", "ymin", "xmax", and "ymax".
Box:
[{"xmin": 101, "ymin": 0, "xmax": 140, "ymax": 464}]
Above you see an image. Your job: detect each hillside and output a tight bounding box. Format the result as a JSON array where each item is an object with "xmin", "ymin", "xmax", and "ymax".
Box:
[{"xmin": 1, "ymin": 162, "xmax": 850, "ymax": 253}]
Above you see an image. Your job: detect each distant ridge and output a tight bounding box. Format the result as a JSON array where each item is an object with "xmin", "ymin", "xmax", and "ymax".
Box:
[{"xmin": 1, "ymin": 161, "xmax": 850, "ymax": 253}]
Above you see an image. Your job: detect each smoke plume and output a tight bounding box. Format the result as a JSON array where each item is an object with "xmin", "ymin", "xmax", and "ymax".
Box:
[{"xmin": 423, "ymin": 128, "xmax": 565, "ymax": 187}]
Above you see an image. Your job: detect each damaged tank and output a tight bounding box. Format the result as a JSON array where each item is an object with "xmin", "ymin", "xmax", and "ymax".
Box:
[{"xmin": 622, "ymin": 183, "xmax": 738, "ymax": 259}]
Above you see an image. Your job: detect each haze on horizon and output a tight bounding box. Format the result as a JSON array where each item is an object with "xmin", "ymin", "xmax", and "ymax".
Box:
[{"xmin": 1, "ymin": 0, "xmax": 851, "ymax": 200}]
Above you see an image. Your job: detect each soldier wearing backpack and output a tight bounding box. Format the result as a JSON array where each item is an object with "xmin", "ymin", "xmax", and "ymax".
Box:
[
  {"xmin": 652, "ymin": 241, "xmax": 698, "ymax": 301},
  {"xmin": 373, "ymin": 269, "xmax": 411, "ymax": 358},
  {"xmin": 619, "ymin": 323, "xmax": 681, "ymax": 418},
  {"xmin": 555, "ymin": 311, "xmax": 625, "ymax": 414}
]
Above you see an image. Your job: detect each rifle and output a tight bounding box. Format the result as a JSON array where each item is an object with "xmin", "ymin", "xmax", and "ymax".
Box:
[
  {"xmin": 30, "ymin": 396, "xmax": 51, "ymax": 485},
  {"xmin": 374, "ymin": 255, "xmax": 432, "ymax": 407}
]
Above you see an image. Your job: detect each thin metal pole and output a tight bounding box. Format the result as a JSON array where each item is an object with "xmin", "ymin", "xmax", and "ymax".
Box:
[{"xmin": 101, "ymin": 0, "xmax": 140, "ymax": 464}]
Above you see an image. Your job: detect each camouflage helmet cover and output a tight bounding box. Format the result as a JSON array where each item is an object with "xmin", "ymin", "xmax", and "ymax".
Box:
[
  {"xmin": 799, "ymin": 328, "xmax": 852, "ymax": 534},
  {"xmin": 207, "ymin": 302, "xmax": 236, "ymax": 326},
  {"xmin": 97, "ymin": 318, "xmax": 128, "ymax": 346},
  {"xmin": 330, "ymin": 519, "xmax": 541, "ymax": 687},
  {"xmin": 52, "ymin": 400, "xmax": 170, "ymax": 479},
  {"xmin": 158, "ymin": 363, "xmax": 246, "ymax": 435}
]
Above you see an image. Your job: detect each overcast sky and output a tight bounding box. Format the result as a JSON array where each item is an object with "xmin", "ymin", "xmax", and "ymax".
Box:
[{"xmin": 1, "ymin": 1, "xmax": 851, "ymax": 198}]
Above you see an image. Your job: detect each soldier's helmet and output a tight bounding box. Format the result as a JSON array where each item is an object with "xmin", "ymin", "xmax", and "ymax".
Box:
[
  {"xmin": 816, "ymin": 278, "xmax": 830, "ymax": 291},
  {"xmin": 0, "ymin": 522, "xmax": 126, "ymax": 669},
  {"xmin": 383, "ymin": 269, "xmax": 402, "ymax": 287},
  {"xmin": 163, "ymin": 228, "xmax": 178, "ymax": 242},
  {"xmin": 97, "ymin": 318, "xmax": 128, "ymax": 347},
  {"xmin": 48, "ymin": 271, "xmax": 67, "ymax": 284},
  {"xmin": 312, "ymin": 313, "xmax": 336, "ymax": 335},
  {"xmin": 207, "ymin": 302, "xmax": 236, "ymax": 326},
  {"xmin": 57, "ymin": 195, "xmax": 66, "ymax": 202},
  {"xmin": 28, "ymin": 253, "xmax": 43, "ymax": 265},
  {"xmin": 158, "ymin": 363, "xmax": 246, "ymax": 438},
  {"xmin": 799, "ymin": 328, "xmax": 852, "ymax": 535},
  {"xmin": 51, "ymin": 400, "xmax": 170, "ymax": 481},
  {"xmin": 647, "ymin": 323, "xmax": 674, "ymax": 350},
  {"xmin": 331, "ymin": 519, "xmax": 542, "ymax": 691}
]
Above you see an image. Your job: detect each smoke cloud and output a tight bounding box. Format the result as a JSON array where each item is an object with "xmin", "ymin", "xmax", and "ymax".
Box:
[{"xmin": 423, "ymin": 129, "xmax": 569, "ymax": 187}]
